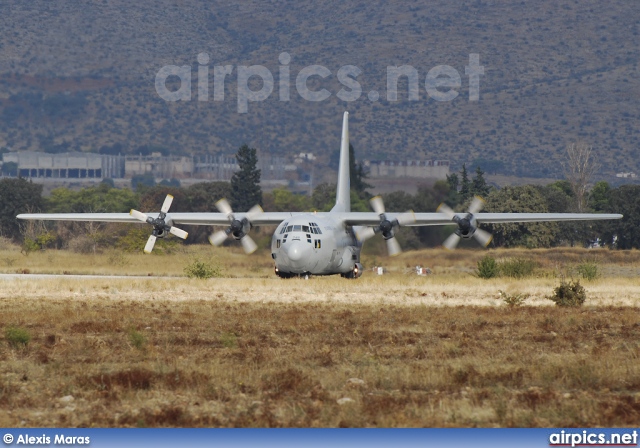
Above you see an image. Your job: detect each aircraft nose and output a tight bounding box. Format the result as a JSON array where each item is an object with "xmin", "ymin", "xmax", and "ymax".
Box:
[{"xmin": 285, "ymin": 241, "xmax": 308, "ymax": 262}]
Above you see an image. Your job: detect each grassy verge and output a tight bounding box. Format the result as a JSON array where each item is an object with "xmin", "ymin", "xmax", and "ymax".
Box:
[
  {"xmin": 1, "ymin": 296, "xmax": 640, "ymax": 427},
  {"xmin": 0, "ymin": 246, "xmax": 639, "ymax": 427}
]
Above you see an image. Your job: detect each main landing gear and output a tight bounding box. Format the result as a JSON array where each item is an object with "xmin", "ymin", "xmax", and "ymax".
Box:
[{"xmin": 340, "ymin": 263, "xmax": 363, "ymax": 279}]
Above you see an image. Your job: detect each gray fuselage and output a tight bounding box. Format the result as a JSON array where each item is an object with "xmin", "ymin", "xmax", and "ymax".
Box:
[{"xmin": 270, "ymin": 213, "xmax": 362, "ymax": 277}]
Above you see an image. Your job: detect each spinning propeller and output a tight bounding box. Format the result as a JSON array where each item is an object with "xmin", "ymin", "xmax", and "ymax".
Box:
[
  {"xmin": 129, "ymin": 194, "xmax": 188, "ymax": 253},
  {"xmin": 437, "ymin": 196, "xmax": 493, "ymax": 250},
  {"xmin": 208, "ymin": 199, "xmax": 263, "ymax": 254},
  {"xmin": 356, "ymin": 196, "xmax": 415, "ymax": 256}
]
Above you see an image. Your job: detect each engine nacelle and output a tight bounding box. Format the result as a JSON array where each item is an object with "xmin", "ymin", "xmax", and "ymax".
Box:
[
  {"xmin": 230, "ymin": 218, "xmax": 250, "ymax": 240},
  {"xmin": 456, "ymin": 217, "xmax": 477, "ymax": 239}
]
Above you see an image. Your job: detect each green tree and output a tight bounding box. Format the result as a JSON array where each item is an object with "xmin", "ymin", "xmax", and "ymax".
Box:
[
  {"xmin": 231, "ymin": 144, "xmax": 262, "ymax": 211},
  {"xmin": 139, "ymin": 185, "xmax": 188, "ymax": 212},
  {"xmin": 588, "ymin": 181, "xmax": 611, "ymax": 212},
  {"xmin": 415, "ymin": 182, "xmax": 456, "ymax": 246},
  {"xmin": 186, "ymin": 181, "xmax": 231, "ymax": 212},
  {"xmin": 184, "ymin": 181, "xmax": 232, "ymax": 243},
  {"xmin": 460, "ymin": 164, "xmax": 471, "ymax": 202},
  {"xmin": 349, "ymin": 143, "xmax": 371, "ymax": 196},
  {"xmin": 472, "ymin": 166, "xmax": 490, "ymax": 198},
  {"xmin": 446, "ymin": 172, "xmax": 459, "ymax": 193},
  {"xmin": 263, "ymin": 188, "xmax": 311, "ymax": 212},
  {"xmin": 484, "ymin": 185, "xmax": 558, "ymax": 248},
  {"xmin": 47, "ymin": 183, "xmax": 138, "ymax": 213},
  {"xmin": 443, "ymin": 174, "xmax": 461, "ymax": 206},
  {"xmin": 603, "ymin": 185, "xmax": 640, "ymax": 249},
  {"xmin": 538, "ymin": 183, "xmax": 572, "ymax": 213},
  {"xmin": 159, "ymin": 178, "xmax": 181, "ymax": 187},
  {"xmin": 311, "ymin": 183, "xmax": 336, "ymax": 211},
  {"xmin": 1, "ymin": 161, "xmax": 18, "ymax": 177},
  {"xmin": 131, "ymin": 173, "xmax": 156, "ymax": 191},
  {"xmin": 0, "ymin": 178, "xmax": 44, "ymax": 240}
]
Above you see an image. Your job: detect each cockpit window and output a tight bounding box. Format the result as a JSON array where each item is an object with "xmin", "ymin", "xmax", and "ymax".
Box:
[
  {"xmin": 286, "ymin": 225, "xmax": 293, "ymax": 233},
  {"xmin": 293, "ymin": 225, "xmax": 302, "ymax": 231},
  {"xmin": 302, "ymin": 225, "xmax": 309, "ymax": 233}
]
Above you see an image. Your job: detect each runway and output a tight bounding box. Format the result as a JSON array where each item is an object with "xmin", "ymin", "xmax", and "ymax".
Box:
[{"xmin": 0, "ymin": 273, "xmax": 179, "ymax": 280}]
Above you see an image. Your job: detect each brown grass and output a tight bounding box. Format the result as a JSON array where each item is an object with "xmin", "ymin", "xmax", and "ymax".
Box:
[{"xmin": 1, "ymin": 246, "xmax": 639, "ymax": 427}]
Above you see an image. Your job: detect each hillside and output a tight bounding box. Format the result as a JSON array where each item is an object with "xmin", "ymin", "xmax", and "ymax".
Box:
[{"xmin": 0, "ymin": 0, "xmax": 639, "ymax": 181}]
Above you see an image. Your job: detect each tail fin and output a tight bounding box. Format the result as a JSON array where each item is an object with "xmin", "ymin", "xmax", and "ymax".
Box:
[{"xmin": 331, "ymin": 111, "xmax": 350, "ymax": 212}]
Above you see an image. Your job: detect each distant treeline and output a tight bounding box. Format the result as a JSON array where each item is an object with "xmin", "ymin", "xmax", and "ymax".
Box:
[{"xmin": 1, "ymin": 175, "xmax": 638, "ymax": 253}]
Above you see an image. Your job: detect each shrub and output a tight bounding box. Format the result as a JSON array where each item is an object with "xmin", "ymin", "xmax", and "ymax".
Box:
[
  {"xmin": 21, "ymin": 238, "xmax": 40, "ymax": 256},
  {"xmin": 576, "ymin": 261, "xmax": 599, "ymax": 281},
  {"xmin": 499, "ymin": 258, "xmax": 537, "ymax": 278},
  {"xmin": 220, "ymin": 332, "xmax": 237, "ymax": 348},
  {"xmin": 547, "ymin": 279, "xmax": 586, "ymax": 307},
  {"xmin": 476, "ymin": 255, "xmax": 499, "ymax": 279},
  {"xmin": 5, "ymin": 326, "xmax": 31, "ymax": 348},
  {"xmin": 499, "ymin": 290, "xmax": 530, "ymax": 307},
  {"xmin": 128, "ymin": 328, "xmax": 146, "ymax": 350},
  {"xmin": 184, "ymin": 258, "xmax": 222, "ymax": 279}
]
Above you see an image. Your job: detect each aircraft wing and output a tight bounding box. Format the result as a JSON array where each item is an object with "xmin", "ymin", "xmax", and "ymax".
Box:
[
  {"xmin": 16, "ymin": 212, "xmax": 298, "ymax": 226},
  {"xmin": 17, "ymin": 211, "xmax": 623, "ymax": 227},
  {"xmin": 339, "ymin": 212, "xmax": 449, "ymax": 226},
  {"xmin": 470, "ymin": 213, "xmax": 623, "ymax": 224},
  {"xmin": 171, "ymin": 212, "xmax": 296, "ymax": 226},
  {"xmin": 339, "ymin": 212, "xmax": 622, "ymax": 227}
]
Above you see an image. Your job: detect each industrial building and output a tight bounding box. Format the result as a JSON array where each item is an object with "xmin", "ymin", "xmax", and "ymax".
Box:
[
  {"xmin": 0, "ymin": 151, "xmax": 294, "ymax": 182},
  {"xmin": 364, "ymin": 160, "xmax": 450, "ymax": 179},
  {"xmin": 2, "ymin": 152, "xmax": 125, "ymax": 179}
]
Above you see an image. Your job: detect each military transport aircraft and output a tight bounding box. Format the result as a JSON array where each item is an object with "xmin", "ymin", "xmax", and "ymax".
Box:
[{"xmin": 18, "ymin": 112, "xmax": 622, "ymax": 279}]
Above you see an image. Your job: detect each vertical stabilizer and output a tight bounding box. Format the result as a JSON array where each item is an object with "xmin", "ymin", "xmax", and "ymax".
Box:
[{"xmin": 331, "ymin": 111, "xmax": 350, "ymax": 212}]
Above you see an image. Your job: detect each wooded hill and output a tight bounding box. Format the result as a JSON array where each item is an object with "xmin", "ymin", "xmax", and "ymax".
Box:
[{"xmin": 0, "ymin": 0, "xmax": 638, "ymax": 181}]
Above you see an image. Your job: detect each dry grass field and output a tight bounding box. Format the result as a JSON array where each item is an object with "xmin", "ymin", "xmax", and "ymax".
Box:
[{"xmin": 1, "ymin": 245, "xmax": 640, "ymax": 427}]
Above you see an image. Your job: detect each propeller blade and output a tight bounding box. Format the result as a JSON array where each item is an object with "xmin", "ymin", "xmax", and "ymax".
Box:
[
  {"xmin": 161, "ymin": 194, "xmax": 174, "ymax": 213},
  {"xmin": 468, "ymin": 196, "xmax": 485, "ymax": 215},
  {"xmin": 443, "ymin": 233, "xmax": 461, "ymax": 250},
  {"xmin": 144, "ymin": 235, "xmax": 157, "ymax": 254},
  {"xmin": 130, "ymin": 209, "xmax": 148, "ymax": 222},
  {"xmin": 240, "ymin": 235, "xmax": 258, "ymax": 254},
  {"xmin": 370, "ymin": 196, "xmax": 385, "ymax": 215},
  {"xmin": 386, "ymin": 237, "xmax": 402, "ymax": 257},
  {"xmin": 356, "ymin": 227, "xmax": 376, "ymax": 242},
  {"xmin": 396, "ymin": 210, "xmax": 416, "ymax": 226},
  {"xmin": 209, "ymin": 230, "xmax": 228, "ymax": 246},
  {"xmin": 215, "ymin": 198, "xmax": 233, "ymax": 216},
  {"xmin": 246, "ymin": 204, "xmax": 264, "ymax": 221},
  {"xmin": 437, "ymin": 203, "xmax": 456, "ymax": 220},
  {"xmin": 169, "ymin": 226, "xmax": 188, "ymax": 239},
  {"xmin": 473, "ymin": 228, "xmax": 493, "ymax": 247}
]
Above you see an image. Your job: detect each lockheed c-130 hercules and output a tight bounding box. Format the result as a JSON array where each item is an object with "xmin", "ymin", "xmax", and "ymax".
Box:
[{"xmin": 18, "ymin": 112, "xmax": 622, "ymax": 279}]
